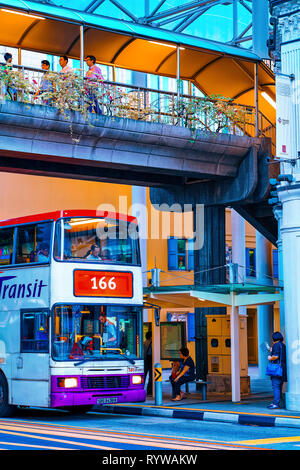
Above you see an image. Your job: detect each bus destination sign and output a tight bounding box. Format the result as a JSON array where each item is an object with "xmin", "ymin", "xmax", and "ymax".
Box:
[{"xmin": 74, "ymin": 270, "xmax": 133, "ymax": 298}]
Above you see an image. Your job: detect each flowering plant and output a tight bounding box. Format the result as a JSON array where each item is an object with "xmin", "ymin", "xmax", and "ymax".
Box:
[{"xmin": 0, "ymin": 67, "xmax": 249, "ymax": 137}]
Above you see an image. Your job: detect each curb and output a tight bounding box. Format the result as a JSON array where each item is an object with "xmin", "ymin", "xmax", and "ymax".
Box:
[{"xmin": 94, "ymin": 405, "xmax": 300, "ymax": 429}]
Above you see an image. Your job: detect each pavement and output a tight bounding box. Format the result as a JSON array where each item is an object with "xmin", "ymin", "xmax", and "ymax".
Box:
[{"xmin": 94, "ymin": 367, "xmax": 300, "ymax": 429}]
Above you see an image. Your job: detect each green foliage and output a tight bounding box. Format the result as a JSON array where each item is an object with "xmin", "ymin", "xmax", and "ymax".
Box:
[{"xmin": 0, "ymin": 67, "xmax": 249, "ymax": 139}]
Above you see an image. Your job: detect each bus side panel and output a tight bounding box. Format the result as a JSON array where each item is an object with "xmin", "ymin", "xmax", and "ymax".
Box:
[
  {"xmin": 0, "ymin": 308, "xmax": 19, "ymax": 404},
  {"xmin": 0, "ymin": 267, "xmax": 51, "ymax": 407}
]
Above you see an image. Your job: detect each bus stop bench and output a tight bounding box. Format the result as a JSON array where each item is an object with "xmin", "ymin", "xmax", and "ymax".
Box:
[
  {"xmin": 166, "ymin": 379, "xmax": 210, "ymax": 401},
  {"xmin": 184, "ymin": 380, "xmax": 210, "ymax": 401}
]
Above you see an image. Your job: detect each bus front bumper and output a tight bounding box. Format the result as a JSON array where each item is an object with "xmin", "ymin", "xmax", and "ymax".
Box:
[{"xmin": 50, "ymin": 388, "xmax": 146, "ymax": 408}]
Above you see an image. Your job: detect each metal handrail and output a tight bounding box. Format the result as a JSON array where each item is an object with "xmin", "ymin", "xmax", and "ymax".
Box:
[{"xmin": 0, "ymin": 62, "xmax": 275, "ymax": 146}]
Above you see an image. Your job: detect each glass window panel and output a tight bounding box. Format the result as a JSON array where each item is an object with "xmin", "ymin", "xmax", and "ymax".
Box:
[
  {"xmin": 160, "ymin": 322, "xmax": 185, "ymax": 360},
  {"xmin": 16, "ymin": 222, "xmax": 52, "ymax": 264},
  {"xmin": 249, "ymin": 249, "xmax": 256, "ymax": 277},
  {"xmin": 177, "ymin": 239, "xmax": 186, "ymax": 270},
  {"xmin": 54, "ymin": 217, "xmax": 140, "ymax": 265},
  {"xmin": 0, "ymin": 227, "xmax": 14, "ymax": 266},
  {"xmin": 21, "ymin": 311, "xmax": 49, "ymax": 352}
]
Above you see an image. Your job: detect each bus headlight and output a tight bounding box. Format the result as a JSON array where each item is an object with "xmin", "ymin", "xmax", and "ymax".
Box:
[
  {"xmin": 58, "ymin": 378, "xmax": 78, "ymax": 388},
  {"xmin": 132, "ymin": 375, "xmax": 143, "ymax": 385}
]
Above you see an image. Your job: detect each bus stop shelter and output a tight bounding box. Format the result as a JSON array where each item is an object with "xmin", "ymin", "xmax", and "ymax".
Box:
[{"xmin": 143, "ymin": 282, "xmax": 283, "ymax": 402}]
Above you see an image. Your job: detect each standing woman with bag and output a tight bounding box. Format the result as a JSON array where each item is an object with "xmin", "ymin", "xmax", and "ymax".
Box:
[{"xmin": 267, "ymin": 332, "xmax": 287, "ymax": 409}]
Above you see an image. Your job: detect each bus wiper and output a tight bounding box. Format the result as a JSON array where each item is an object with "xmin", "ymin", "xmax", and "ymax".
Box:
[
  {"xmin": 74, "ymin": 354, "xmax": 135, "ymax": 366},
  {"xmin": 109, "ymin": 351, "xmax": 136, "ymax": 364},
  {"xmin": 74, "ymin": 358, "xmax": 101, "ymax": 366}
]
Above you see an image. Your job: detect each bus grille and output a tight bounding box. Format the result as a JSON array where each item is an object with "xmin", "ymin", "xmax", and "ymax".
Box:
[{"xmin": 81, "ymin": 375, "xmax": 130, "ymax": 390}]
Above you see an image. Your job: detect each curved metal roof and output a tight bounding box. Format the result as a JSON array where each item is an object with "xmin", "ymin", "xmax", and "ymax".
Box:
[{"xmin": 0, "ymin": 0, "xmax": 275, "ymax": 128}]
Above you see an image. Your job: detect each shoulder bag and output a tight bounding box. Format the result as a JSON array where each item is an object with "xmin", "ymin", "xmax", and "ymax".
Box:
[{"xmin": 266, "ymin": 343, "xmax": 283, "ymax": 377}]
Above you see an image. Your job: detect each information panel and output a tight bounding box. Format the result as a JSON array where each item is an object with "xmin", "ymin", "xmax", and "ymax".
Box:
[{"xmin": 74, "ymin": 270, "xmax": 133, "ymax": 298}]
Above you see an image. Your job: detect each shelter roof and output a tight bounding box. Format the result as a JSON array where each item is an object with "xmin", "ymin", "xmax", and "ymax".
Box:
[{"xmin": 144, "ymin": 283, "xmax": 283, "ymax": 309}]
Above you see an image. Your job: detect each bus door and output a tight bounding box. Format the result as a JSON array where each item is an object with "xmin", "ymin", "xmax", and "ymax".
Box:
[{"xmin": 11, "ymin": 309, "xmax": 50, "ymax": 407}]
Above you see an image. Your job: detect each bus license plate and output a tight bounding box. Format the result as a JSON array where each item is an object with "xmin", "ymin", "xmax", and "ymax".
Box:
[{"xmin": 97, "ymin": 397, "xmax": 119, "ymax": 404}]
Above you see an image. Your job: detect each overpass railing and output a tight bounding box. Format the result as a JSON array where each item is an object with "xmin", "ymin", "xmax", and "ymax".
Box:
[{"xmin": 0, "ymin": 63, "xmax": 275, "ymax": 150}]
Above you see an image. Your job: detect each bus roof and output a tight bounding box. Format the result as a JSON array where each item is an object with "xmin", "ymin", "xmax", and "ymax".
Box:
[{"xmin": 0, "ymin": 210, "xmax": 138, "ymax": 227}]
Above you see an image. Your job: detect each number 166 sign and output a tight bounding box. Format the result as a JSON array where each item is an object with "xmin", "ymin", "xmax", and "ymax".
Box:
[{"xmin": 74, "ymin": 270, "xmax": 133, "ymax": 298}]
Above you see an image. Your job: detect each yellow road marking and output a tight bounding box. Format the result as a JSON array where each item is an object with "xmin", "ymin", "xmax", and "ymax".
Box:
[
  {"xmin": 0, "ymin": 428, "xmax": 118, "ymax": 450},
  {"xmin": 235, "ymin": 436, "xmax": 300, "ymax": 445},
  {"xmin": 0, "ymin": 421, "xmax": 258, "ymax": 450},
  {"xmin": 0, "ymin": 423, "xmax": 213, "ymax": 450}
]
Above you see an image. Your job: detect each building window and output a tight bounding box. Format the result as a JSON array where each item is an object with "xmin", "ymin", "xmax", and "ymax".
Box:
[
  {"xmin": 246, "ymin": 248, "xmax": 256, "ymax": 277},
  {"xmin": 167, "ymin": 238, "xmax": 194, "ymax": 271},
  {"xmin": 160, "ymin": 322, "xmax": 186, "ymax": 360},
  {"xmin": 273, "ymin": 249, "xmax": 278, "ymax": 279}
]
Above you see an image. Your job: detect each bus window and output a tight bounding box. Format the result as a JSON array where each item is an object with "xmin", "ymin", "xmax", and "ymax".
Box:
[
  {"xmin": 54, "ymin": 217, "xmax": 140, "ymax": 265},
  {"xmin": 0, "ymin": 227, "xmax": 14, "ymax": 266},
  {"xmin": 21, "ymin": 310, "xmax": 49, "ymax": 352},
  {"xmin": 16, "ymin": 222, "xmax": 52, "ymax": 264}
]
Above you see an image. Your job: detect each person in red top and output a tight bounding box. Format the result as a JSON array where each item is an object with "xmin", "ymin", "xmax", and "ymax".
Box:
[{"xmin": 85, "ymin": 55, "xmax": 104, "ymax": 114}]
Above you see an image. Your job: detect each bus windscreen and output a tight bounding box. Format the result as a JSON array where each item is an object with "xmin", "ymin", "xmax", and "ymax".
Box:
[
  {"xmin": 54, "ymin": 217, "xmax": 140, "ymax": 266},
  {"xmin": 52, "ymin": 305, "xmax": 140, "ymax": 362}
]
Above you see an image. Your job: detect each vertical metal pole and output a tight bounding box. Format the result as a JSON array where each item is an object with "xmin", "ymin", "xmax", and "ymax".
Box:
[
  {"xmin": 145, "ymin": 0, "xmax": 150, "ymax": 16},
  {"xmin": 254, "ymin": 62, "xmax": 259, "ymax": 137},
  {"xmin": 80, "ymin": 25, "xmax": 85, "ymax": 76},
  {"xmin": 18, "ymin": 48, "xmax": 22, "ymax": 66},
  {"xmin": 176, "ymin": 45, "xmax": 180, "ymax": 105},
  {"xmin": 252, "ymin": 0, "xmax": 269, "ymax": 59},
  {"xmin": 230, "ymin": 293, "xmax": 241, "ymax": 402},
  {"xmin": 154, "ymin": 362, "xmax": 163, "ymax": 405},
  {"xmin": 232, "ymin": 0, "xmax": 238, "ymax": 45},
  {"xmin": 152, "ymin": 309, "xmax": 161, "ymax": 398}
]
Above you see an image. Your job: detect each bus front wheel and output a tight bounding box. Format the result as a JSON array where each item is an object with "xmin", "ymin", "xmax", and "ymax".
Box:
[{"xmin": 0, "ymin": 374, "xmax": 15, "ymax": 417}]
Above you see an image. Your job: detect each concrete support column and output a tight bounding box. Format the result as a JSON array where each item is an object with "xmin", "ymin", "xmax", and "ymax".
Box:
[
  {"xmin": 231, "ymin": 209, "xmax": 246, "ymax": 286},
  {"xmin": 131, "ymin": 70, "xmax": 148, "ymax": 289},
  {"xmin": 231, "ymin": 209, "xmax": 247, "ymax": 328},
  {"xmin": 131, "ymin": 186, "xmax": 148, "ymax": 288},
  {"xmin": 230, "ymin": 294, "xmax": 240, "ymax": 402},
  {"xmin": 194, "ymin": 205, "xmax": 226, "ymax": 381},
  {"xmin": 274, "ymin": 206, "xmax": 285, "ymax": 332},
  {"xmin": 278, "ymin": 183, "xmax": 300, "ymax": 410},
  {"xmin": 256, "ymin": 231, "xmax": 273, "ymax": 379}
]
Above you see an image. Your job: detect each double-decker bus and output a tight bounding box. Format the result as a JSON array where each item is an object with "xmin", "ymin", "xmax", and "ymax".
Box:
[{"xmin": 0, "ymin": 210, "xmax": 146, "ymax": 416}]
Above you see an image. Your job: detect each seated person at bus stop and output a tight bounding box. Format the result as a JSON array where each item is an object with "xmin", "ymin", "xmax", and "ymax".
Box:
[
  {"xmin": 170, "ymin": 347, "xmax": 195, "ymax": 401},
  {"xmin": 35, "ymin": 243, "xmax": 50, "ymax": 262},
  {"xmin": 99, "ymin": 311, "xmax": 117, "ymax": 348}
]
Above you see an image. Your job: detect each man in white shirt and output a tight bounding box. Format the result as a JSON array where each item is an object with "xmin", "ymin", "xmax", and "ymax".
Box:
[{"xmin": 59, "ymin": 55, "xmax": 72, "ymax": 74}]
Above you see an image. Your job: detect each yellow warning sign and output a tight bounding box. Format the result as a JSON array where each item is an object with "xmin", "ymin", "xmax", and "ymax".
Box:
[{"xmin": 154, "ymin": 367, "xmax": 162, "ymax": 382}]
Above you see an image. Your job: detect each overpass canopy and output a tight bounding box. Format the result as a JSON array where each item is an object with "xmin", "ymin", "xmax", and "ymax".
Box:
[{"xmin": 0, "ymin": 0, "xmax": 275, "ymax": 126}]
